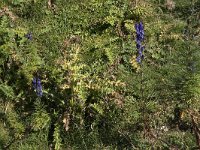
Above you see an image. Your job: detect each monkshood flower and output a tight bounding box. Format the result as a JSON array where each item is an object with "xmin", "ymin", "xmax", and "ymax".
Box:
[
  {"xmin": 33, "ymin": 77, "xmax": 43, "ymax": 97},
  {"xmin": 25, "ymin": 32, "xmax": 32, "ymax": 40},
  {"xmin": 135, "ymin": 22, "xmax": 144, "ymax": 41},
  {"xmin": 135, "ymin": 22, "xmax": 145, "ymax": 64}
]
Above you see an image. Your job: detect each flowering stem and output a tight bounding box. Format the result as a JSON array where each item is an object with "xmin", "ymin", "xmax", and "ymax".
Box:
[{"xmin": 140, "ymin": 63, "xmax": 147, "ymax": 137}]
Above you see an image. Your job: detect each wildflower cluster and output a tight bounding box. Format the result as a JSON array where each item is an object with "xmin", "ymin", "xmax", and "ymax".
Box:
[
  {"xmin": 135, "ymin": 22, "xmax": 145, "ymax": 63},
  {"xmin": 33, "ymin": 77, "xmax": 43, "ymax": 97}
]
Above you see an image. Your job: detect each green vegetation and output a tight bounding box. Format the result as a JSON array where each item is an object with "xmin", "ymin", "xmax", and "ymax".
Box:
[{"xmin": 0, "ymin": 0, "xmax": 200, "ymax": 149}]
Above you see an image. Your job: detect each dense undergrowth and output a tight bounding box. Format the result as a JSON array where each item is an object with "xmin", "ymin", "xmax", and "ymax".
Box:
[{"xmin": 0, "ymin": 0, "xmax": 200, "ymax": 149}]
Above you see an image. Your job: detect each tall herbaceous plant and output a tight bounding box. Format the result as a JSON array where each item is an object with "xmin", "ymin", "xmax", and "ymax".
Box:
[{"xmin": 0, "ymin": 0, "xmax": 200, "ymax": 149}]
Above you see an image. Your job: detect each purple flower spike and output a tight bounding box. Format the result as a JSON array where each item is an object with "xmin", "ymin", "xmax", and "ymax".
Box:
[
  {"xmin": 32, "ymin": 77, "xmax": 43, "ymax": 97},
  {"xmin": 135, "ymin": 22, "xmax": 145, "ymax": 64}
]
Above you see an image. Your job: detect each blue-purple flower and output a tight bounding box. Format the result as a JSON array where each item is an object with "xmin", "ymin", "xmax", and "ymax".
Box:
[
  {"xmin": 33, "ymin": 77, "xmax": 43, "ymax": 97},
  {"xmin": 25, "ymin": 32, "xmax": 32, "ymax": 40},
  {"xmin": 135, "ymin": 22, "xmax": 145, "ymax": 63}
]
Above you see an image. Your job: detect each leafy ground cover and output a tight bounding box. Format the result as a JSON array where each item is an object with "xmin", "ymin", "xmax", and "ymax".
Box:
[{"xmin": 0, "ymin": 0, "xmax": 200, "ymax": 149}]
